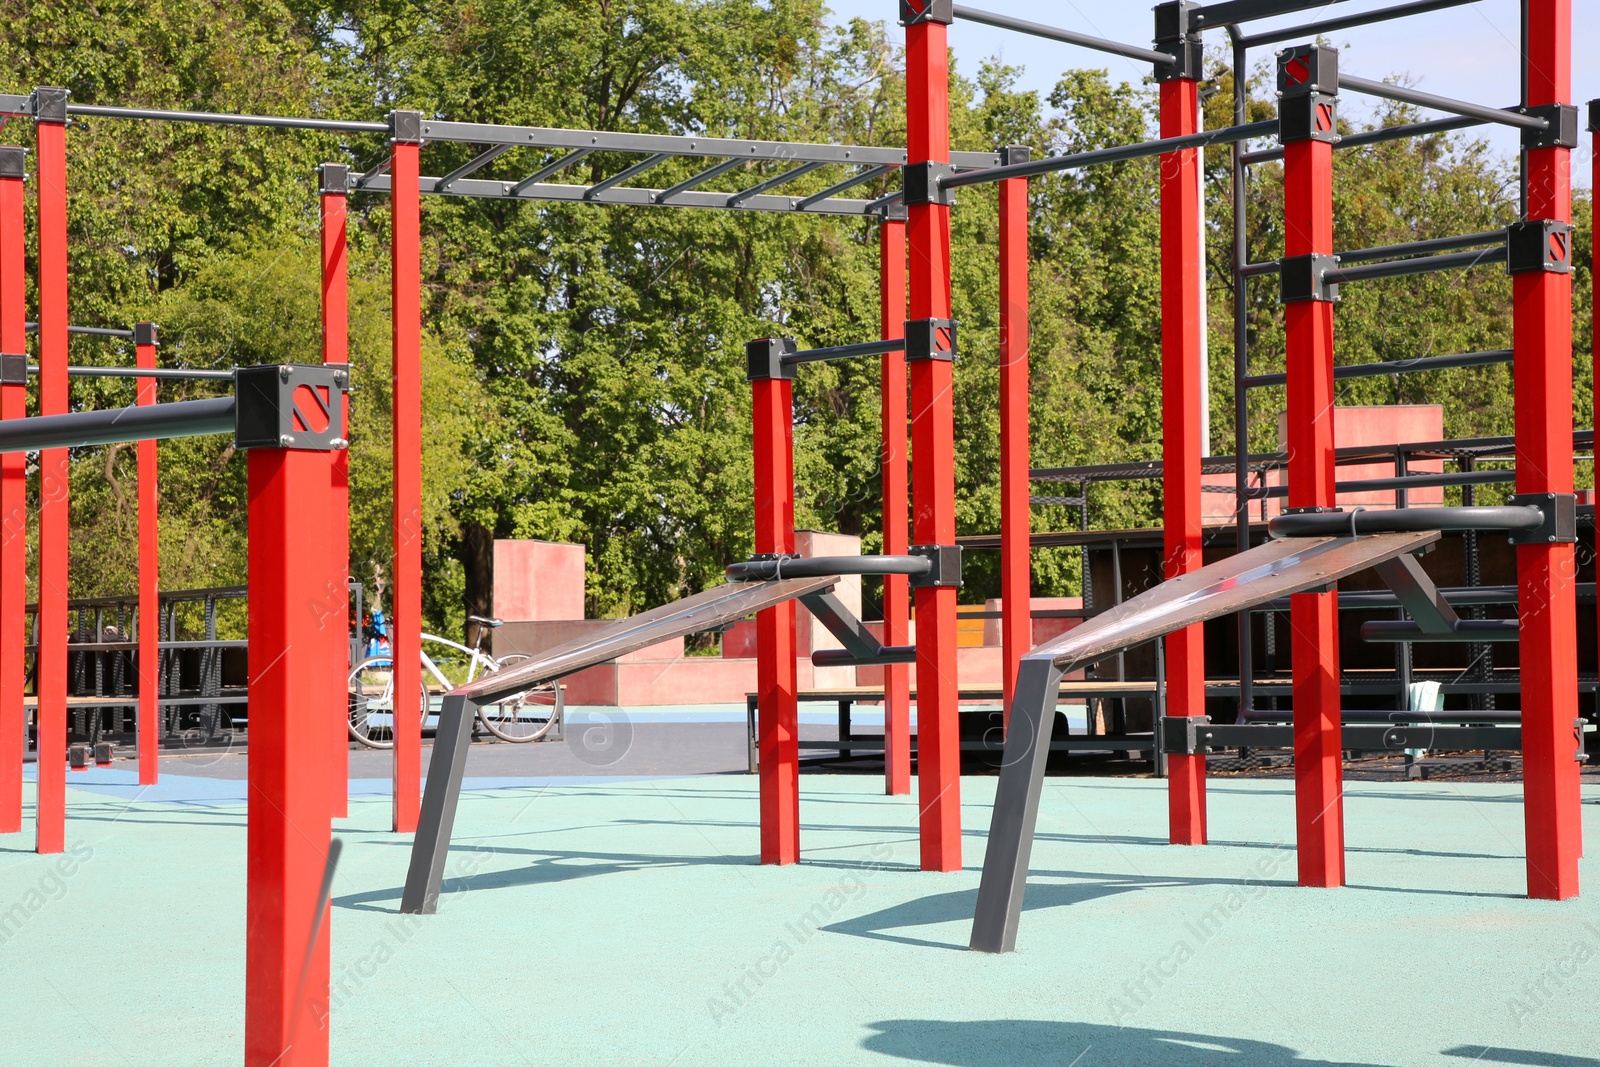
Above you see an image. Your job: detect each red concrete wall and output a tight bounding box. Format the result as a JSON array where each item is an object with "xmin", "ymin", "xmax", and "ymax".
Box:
[{"xmin": 492, "ymin": 539, "xmax": 585, "ymax": 622}]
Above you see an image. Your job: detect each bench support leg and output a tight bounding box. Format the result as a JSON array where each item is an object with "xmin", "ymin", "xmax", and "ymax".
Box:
[{"xmin": 401, "ymin": 694, "xmax": 476, "ymax": 914}]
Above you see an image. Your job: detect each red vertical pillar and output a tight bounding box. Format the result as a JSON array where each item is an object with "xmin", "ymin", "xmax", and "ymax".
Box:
[
  {"xmin": 904, "ymin": 0, "xmax": 961, "ymax": 872},
  {"xmin": 1515, "ymin": 0, "xmax": 1579, "ymax": 900},
  {"xmin": 33, "ymin": 87, "xmax": 69, "ymax": 856},
  {"xmin": 998, "ymin": 151, "xmax": 1032, "ymax": 731},
  {"xmin": 321, "ymin": 164, "xmax": 351, "ymax": 820},
  {"xmin": 1158, "ymin": 52, "xmax": 1207, "ymax": 843},
  {"xmin": 0, "ymin": 144, "xmax": 24, "ymax": 832},
  {"xmin": 135, "ymin": 325, "xmax": 159, "ymax": 786},
  {"xmin": 389, "ymin": 114, "xmax": 423, "ymax": 834},
  {"xmin": 879, "ymin": 214, "xmax": 911, "ymax": 796},
  {"xmin": 243, "ymin": 388, "xmax": 339, "ymax": 1065},
  {"xmin": 747, "ymin": 338, "xmax": 799, "ymax": 862},
  {"xmin": 1277, "ymin": 47, "xmax": 1344, "ymax": 887}
]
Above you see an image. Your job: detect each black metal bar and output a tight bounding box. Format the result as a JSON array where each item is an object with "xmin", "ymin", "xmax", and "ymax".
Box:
[
  {"xmin": 1194, "ymin": 0, "xmax": 1357, "ymax": 27},
  {"xmin": 1241, "ymin": 348, "xmax": 1513, "ymax": 389},
  {"xmin": 796, "ymin": 165, "xmax": 897, "ymax": 210},
  {"xmin": 1361, "ymin": 619, "xmax": 1521, "ymax": 643},
  {"xmin": 726, "ymin": 555, "xmax": 932, "ymax": 581},
  {"xmin": 1269, "ymin": 504, "xmax": 1540, "ymax": 538},
  {"xmin": 63, "ymin": 103, "xmax": 388, "ymax": 133},
  {"xmin": 1242, "ymin": 231, "xmax": 1507, "ymax": 277},
  {"xmin": 0, "ymin": 397, "xmax": 235, "ymax": 453},
  {"xmin": 783, "ymin": 338, "xmax": 905, "ymax": 366},
  {"xmin": 950, "ymin": 4, "xmax": 1175, "ymax": 65},
  {"xmin": 29, "ymin": 365, "xmax": 234, "ymax": 382},
  {"xmin": 434, "ymin": 144, "xmax": 513, "ymax": 193},
  {"xmin": 940, "ymin": 120, "xmax": 1279, "ymax": 190},
  {"xmin": 1339, "ymin": 74, "xmax": 1545, "ymax": 131},
  {"xmin": 510, "ymin": 149, "xmax": 594, "ymax": 193},
  {"xmin": 584, "ymin": 153, "xmax": 672, "ymax": 198},
  {"xmin": 1327, "ymin": 246, "xmax": 1505, "ymax": 284},
  {"xmin": 1229, "ymin": 24, "xmax": 1255, "ymax": 724},
  {"xmin": 1242, "ymin": 116, "xmax": 1484, "ymax": 164},
  {"xmin": 654, "ymin": 158, "xmax": 747, "ymax": 203},
  {"xmin": 1236, "ymin": 0, "xmax": 1480, "ymax": 46},
  {"xmin": 727, "ymin": 161, "xmax": 829, "ymax": 206},
  {"xmin": 1259, "ymin": 469, "xmax": 1519, "ymax": 498},
  {"xmin": 25, "ymin": 323, "xmax": 135, "ymax": 338}
]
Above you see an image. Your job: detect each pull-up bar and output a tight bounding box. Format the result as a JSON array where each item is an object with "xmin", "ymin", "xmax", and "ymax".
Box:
[
  {"xmin": 1338, "ymin": 74, "xmax": 1549, "ymax": 132},
  {"xmin": 1235, "ymin": 0, "xmax": 1481, "ymax": 47},
  {"xmin": 1241, "ymin": 114, "xmax": 1485, "ymax": 165},
  {"xmin": 1243, "ymin": 230, "xmax": 1508, "ymax": 276},
  {"xmin": 784, "ymin": 338, "xmax": 905, "ymax": 367},
  {"xmin": 950, "ymin": 4, "xmax": 1175, "ymax": 66},
  {"xmin": 0, "ymin": 396, "xmax": 235, "ymax": 453},
  {"xmin": 25, "ymin": 322, "xmax": 134, "ymax": 338},
  {"xmin": 26, "ymin": 364, "xmax": 234, "ymax": 382},
  {"xmin": 1328, "ymin": 245, "xmax": 1505, "ymax": 285}
]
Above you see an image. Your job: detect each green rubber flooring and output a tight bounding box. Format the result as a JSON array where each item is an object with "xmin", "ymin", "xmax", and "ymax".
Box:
[{"xmin": 3, "ymin": 773, "xmax": 1599, "ymax": 1066}]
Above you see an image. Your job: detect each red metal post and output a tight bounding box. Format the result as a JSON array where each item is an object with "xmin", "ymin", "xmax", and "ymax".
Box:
[
  {"xmin": 998, "ymin": 155, "xmax": 1032, "ymax": 732},
  {"xmin": 0, "ymin": 145, "xmax": 24, "ymax": 832},
  {"xmin": 1516, "ymin": 0, "xmax": 1579, "ymax": 900},
  {"xmin": 905, "ymin": 1, "xmax": 961, "ymax": 872},
  {"xmin": 390, "ymin": 116, "xmax": 423, "ymax": 834},
  {"xmin": 879, "ymin": 216, "xmax": 911, "ymax": 796},
  {"xmin": 245, "ymin": 445, "xmax": 333, "ymax": 1067},
  {"xmin": 135, "ymin": 325, "xmax": 159, "ymax": 786},
  {"xmin": 749, "ymin": 339, "xmax": 799, "ymax": 862},
  {"xmin": 34, "ymin": 88, "xmax": 69, "ymax": 855},
  {"xmin": 1278, "ymin": 48, "xmax": 1344, "ymax": 887},
  {"xmin": 321, "ymin": 164, "xmax": 351, "ymax": 820},
  {"xmin": 1159, "ymin": 75, "xmax": 1208, "ymax": 844}
]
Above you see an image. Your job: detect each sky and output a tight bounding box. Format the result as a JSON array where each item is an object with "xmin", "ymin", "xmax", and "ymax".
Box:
[{"xmin": 822, "ymin": 0, "xmax": 1599, "ymax": 187}]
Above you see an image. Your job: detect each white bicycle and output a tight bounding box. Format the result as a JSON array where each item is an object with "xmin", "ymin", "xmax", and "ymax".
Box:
[{"xmin": 346, "ymin": 615, "xmax": 562, "ymax": 748}]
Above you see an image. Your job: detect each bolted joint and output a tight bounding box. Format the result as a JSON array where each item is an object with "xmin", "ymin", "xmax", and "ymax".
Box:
[
  {"xmin": 1283, "ymin": 505, "xmax": 1343, "ymax": 515},
  {"xmin": 1002, "ymin": 144, "xmax": 1032, "ymax": 167},
  {"xmin": 32, "ymin": 87, "xmax": 68, "ymax": 125},
  {"xmin": 1153, "ymin": 3, "xmax": 1202, "ymax": 82},
  {"xmin": 1506, "ymin": 219, "xmax": 1573, "ymax": 275},
  {"xmin": 904, "ymin": 318, "xmax": 957, "ymax": 363},
  {"xmin": 1161, "ymin": 715, "xmax": 1214, "ymax": 755},
  {"xmin": 1276, "ymin": 45, "xmax": 1339, "ymax": 97},
  {"xmin": 909, "ymin": 544, "xmax": 963, "ymax": 588},
  {"xmin": 881, "ymin": 198, "xmax": 908, "ymax": 222},
  {"xmin": 902, "ymin": 161, "xmax": 956, "ymax": 207},
  {"xmin": 1279, "ymin": 254, "xmax": 1340, "ymax": 304},
  {"xmin": 0, "ymin": 353, "xmax": 25, "ymax": 385},
  {"xmin": 133, "ymin": 322, "xmax": 159, "ymax": 348},
  {"xmin": 898, "ymin": 0, "xmax": 952, "ymax": 26},
  {"xmin": 1278, "ymin": 92, "xmax": 1339, "ymax": 144},
  {"xmin": 0, "ymin": 145, "xmax": 26, "ymax": 180},
  {"xmin": 318, "ymin": 162, "xmax": 350, "ymax": 195},
  {"xmin": 1522, "ymin": 103, "xmax": 1579, "ymax": 150},
  {"xmin": 745, "ymin": 337, "xmax": 797, "ymax": 382},
  {"xmin": 1506, "ymin": 493, "xmax": 1577, "ymax": 545},
  {"xmin": 389, "ymin": 110, "xmax": 423, "ymax": 145},
  {"xmin": 234, "ymin": 363, "xmax": 350, "ymax": 452}
]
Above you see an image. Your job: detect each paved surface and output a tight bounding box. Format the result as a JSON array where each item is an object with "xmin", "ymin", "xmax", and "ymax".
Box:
[{"xmin": 3, "ymin": 772, "xmax": 1599, "ymax": 1065}]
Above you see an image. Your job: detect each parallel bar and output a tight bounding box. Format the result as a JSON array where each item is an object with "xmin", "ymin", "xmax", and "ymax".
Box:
[
  {"xmin": 951, "ymin": 4, "xmax": 1174, "ymax": 65},
  {"xmin": 1242, "ymin": 115, "xmax": 1483, "ymax": 164},
  {"xmin": 0, "ymin": 147, "xmax": 22, "ymax": 832},
  {"xmin": 795, "ymin": 165, "xmax": 896, "ymax": 210},
  {"xmin": 727, "ymin": 161, "xmax": 829, "ymax": 205},
  {"xmin": 26, "ymin": 364, "xmax": 234, "ymax": 381},
  {"xmin": 0, "ymin": 398, "xmax": 236, "ymax": 452},
  {"xmin": 1159, "ymin": 73, "xmax": 1208, "ymax": 846},
  {"xmin": 35, "ymin": 97, "xmax": 69, "ymax": 856},
  {"xmin": 66, "ymin": 102, "xmax": 387, "ymax": 133},
  {"xmin": 584, "ymin": 153, "xmax": 671, "ymax": 198},
  {"xmin": 653, "ymin": 157, "xmax": 747, "ymax": 203},
  {"xmin": 135, "ymin": 330, "xmax": 159, "ymax": 787},
  {"xmin": 783, "ymin": 337, "xmax": 905, "ymax": 365},
  {"xmin": 509, "ymin": 149, "xmax": 593, "ymax": 193},
  {"xmin": 1241, "ymin": 348, "xmax": 1513, "ymax": 389},
  {"xmin": 1237, "ymin": 0, "xmax": 1481, "ymax": 46},
  {"xmin": 1339, "ymin": 74, "xmax": 1545, "ymax": 131},
  {"xmin": 25, "ymin": 323, "xmax": 134, "ymax": 338},
  {"xmin": 941, "ymin": 120, "xmax": 1279, "ymax": 190},
  {"xmin": 1328, "ymin": 245, "xmax": 1504, "ymax": 284},
  {"xmin": 879, "ymin": 215, "xmax": 911, "ymax": 797},
  {"xmin": 433, "ymin": 143, "xmax": 513, "ymax": 193}
]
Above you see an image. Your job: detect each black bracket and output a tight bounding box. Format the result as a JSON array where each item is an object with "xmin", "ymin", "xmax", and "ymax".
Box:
[
  {"xmin": 234, "ymin": 363, "xmax": 350, "ymax": 452},
  {"xmin": 1161, "ymin": 715, "xmax": 1214, "ymax": 755},
  {"xmin": 1153, "ymin": 2, "xmax": 1203, "ymax": 83},
  {"xmin": 318, "ymin": 163, "xmax": 350, "ymax": 195},
  {"xmin": 0, "ymin": 353, "xmax": 25, "ymax": 385},
  {"xmin": 1277, "ymin": 45, "xmax": 1339, "ymax": 96},
  {"xmin": 1279, "ymin": 253, "xmax": 1340, "ymax": 303},
  {"xmin": 898, "ymin": 0, "xmax": 952, "ymax": 25},
  {"xmin": 745, "ymin": 337, "xmax": 798, "ymax": 381},
  {"xmin": 902, "ymin": 161, "xmax": 956, "ymax": 207},
  {"xmin": 0, "ymin": 146, "xmax": 25, "ymax": 180},
  {"xmin": 1278, "ymin": 93, "xmax": 1339, "ymax": 144},
  {"xmin": 1506, "ymin": 493, "xmax": 1577, "ymax": 545},
  {"xmin": 904, "ymin": 318, "xmax": 957, "ymax": 362},
  {"xmin": 1522, "ymin": 103, "xmax": 1579, "ymax": 150},
  {"xmin": 32, "ymin": 87, "xmax": 68, "ymax": 125},
  {"xmin": 133, "ymin": 322, "xmax": 159, "ymax": 348},
  {"xmin": 1589, "ymin": 99, "xmax": 1600, "ymax": 133},
  {"xmin": 881, "ymin": 198, "xmax": 908, "ymax": 222},
  {"xmin": 1506, "ymin": 219, "xmax": 1574, "ymax": 275},
  {"xmin": 1003, "ymin": 144, "xmax": 1032, "ymax": 167},
  {"xmin": 909, "ymin": 543, "xmax": 963, "ymax": 588},
  {"xmin": 389, "ymin": 110, "xmax": 423, "ymax": 145}
]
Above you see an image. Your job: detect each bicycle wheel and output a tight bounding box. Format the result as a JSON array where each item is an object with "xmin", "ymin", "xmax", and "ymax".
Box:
[
  {"xmin": 475, "ymin": 654, "xmax": 563, "ymax": 742},
  {"xmin": 347, "ymin": 656, "xmax": 428, "ymax": 749}
]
